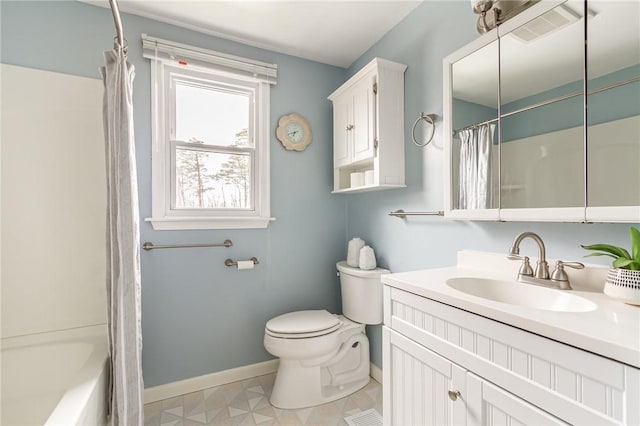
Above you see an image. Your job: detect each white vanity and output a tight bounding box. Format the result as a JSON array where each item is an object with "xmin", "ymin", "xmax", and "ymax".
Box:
[{"xmin": 381, "ymin": 251, "xmax": 640, "ymax": 425}]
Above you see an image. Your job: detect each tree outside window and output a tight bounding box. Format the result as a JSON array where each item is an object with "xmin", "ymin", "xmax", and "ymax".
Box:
[{"xmin": 176, "ymin": 129, "xmax": 251, "ymax": 209}]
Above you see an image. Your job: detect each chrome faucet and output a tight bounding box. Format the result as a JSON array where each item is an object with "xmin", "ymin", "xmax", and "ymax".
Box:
[
  {"xmin": 508, "ymin": 232, "xmax": 549, "ymax": 279},
  {"xmin": 508, "ymin": 232, "xmax": 584, "ymax": 290}
]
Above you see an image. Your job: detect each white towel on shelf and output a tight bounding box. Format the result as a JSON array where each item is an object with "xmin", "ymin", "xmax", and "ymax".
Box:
[
  {"xmin": 359, "ymin": 246, "xmax": 377, "ymax": 270},
  {"xmin": 347, "ymin": 237, "xmax": 365, "ymax": 267}
]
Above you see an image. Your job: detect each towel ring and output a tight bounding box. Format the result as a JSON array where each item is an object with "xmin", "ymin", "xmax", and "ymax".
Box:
[{"xmin": 411, "ymin": 113, "xmax": 437, "ymax": 147}]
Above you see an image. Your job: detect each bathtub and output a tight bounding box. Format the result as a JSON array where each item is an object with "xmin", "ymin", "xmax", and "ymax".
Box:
[{"xmin": 1, "ymin": 325, "xmax": 109, "ymax": 426}]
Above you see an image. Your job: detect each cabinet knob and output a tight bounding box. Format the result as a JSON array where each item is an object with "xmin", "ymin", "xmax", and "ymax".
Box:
[
  {"xmin": 346, "ymin": 124, "xmax": 354, "ymax": 131},
  {"xmin": 448, "ymin": 390, "xmax": 461, "ymax": 401}
]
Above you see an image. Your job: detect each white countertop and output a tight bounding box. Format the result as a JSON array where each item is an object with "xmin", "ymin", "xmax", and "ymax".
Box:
[{"xmin": 381, "ymin": 251, "xmax": 640, "ymax": 368}]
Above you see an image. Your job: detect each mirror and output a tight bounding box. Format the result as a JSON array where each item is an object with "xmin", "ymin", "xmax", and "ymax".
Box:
[
  {"xmin": 499, "ymin": 0, "xmax": 584, "ymax": 209},
  {"xmin": 445, "ymin": 0, "xmax": 639, "ymax": 222},
  {"xmin": 586, "ymin": 0, "xmax": 640, "ymax": 208},
  {"xmin": 451, "ymin": 40, "xmax": 499, "ymax": 210}
]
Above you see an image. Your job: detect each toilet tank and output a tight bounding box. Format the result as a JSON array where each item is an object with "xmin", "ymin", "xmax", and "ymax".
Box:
[{"xmin": 336, "ymin": 261, "xmax": 390, "ymax": 325}]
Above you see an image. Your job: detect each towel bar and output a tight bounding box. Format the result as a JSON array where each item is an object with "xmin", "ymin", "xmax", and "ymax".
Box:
[
  {"xmin": 142, "ymin": 240, "xmax": 232, "ymax": 250},
  {"xmin": 389, "ymin": 209, "xmax": 444, "ymax": 218}
]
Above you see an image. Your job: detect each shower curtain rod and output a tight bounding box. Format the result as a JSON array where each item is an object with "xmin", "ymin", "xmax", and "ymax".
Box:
[
  {"xmin": 108, "ymin": 0, "xmax": 125, "ymax": 49},
  {"xmin": 453, "ymin": 117, "xmax": 498, "ymax": 135},
  {"xmin": 452, "ymin": 76, "xmax": 640, "ymax": 136}
]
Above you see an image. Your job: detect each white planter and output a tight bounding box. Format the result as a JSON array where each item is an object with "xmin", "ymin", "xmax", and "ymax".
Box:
[{"xmin": 604, "ymin": 268, "xmax": 640, "ymax": 305}]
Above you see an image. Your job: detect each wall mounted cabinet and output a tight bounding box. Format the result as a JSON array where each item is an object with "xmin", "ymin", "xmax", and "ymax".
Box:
[
  {"xmin": 329, "ymin": 58, "xmax": 407, "ymax": 193},
  {"xmin": 443, "ymin": 0, "xmax": 640, "ymax": 222}
]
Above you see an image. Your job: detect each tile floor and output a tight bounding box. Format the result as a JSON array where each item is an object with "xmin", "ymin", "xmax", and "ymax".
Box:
[{"xmin": 144, "ymin": 373, "xmax": 382, "ymax": 426}]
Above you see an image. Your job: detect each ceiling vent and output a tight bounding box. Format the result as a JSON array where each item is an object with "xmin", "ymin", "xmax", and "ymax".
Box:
[{"xmin": 511, "ymin": 4, "xmax": 581, "ymax": 43}]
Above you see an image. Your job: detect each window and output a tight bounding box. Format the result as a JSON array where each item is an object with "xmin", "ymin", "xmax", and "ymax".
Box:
[
  {"xmin": 172, "ymin": 73, "xmax": 253, "ymax": 211},
  {"xmin": 143, "ymin": 35, "xmax": 277, "ymax": 230}
]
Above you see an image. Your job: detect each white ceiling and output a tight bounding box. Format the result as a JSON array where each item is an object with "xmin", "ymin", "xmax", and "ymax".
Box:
[{"xmin": 85, "ymin": 0, "xmax": 423, "ymax": 68}]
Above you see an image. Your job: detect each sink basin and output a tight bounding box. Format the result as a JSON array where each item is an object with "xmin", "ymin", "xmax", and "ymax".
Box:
[{"xmin": 446, "ymin": 277, "xmax": 597, "ymax": 312}]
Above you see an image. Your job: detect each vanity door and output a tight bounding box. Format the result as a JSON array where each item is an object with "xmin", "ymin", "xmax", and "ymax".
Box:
[
  {"xmin": 497, "ymin": 0, "xmax": 586, "ymax": 221},
  {"xmin": 383, "ymin": 327, "xmax": 467, "ymax": 426},
  {"xmin": 585, "ymin": 0, "xmax": 640, "ymax": 222},
  {"xmin": 466, "ymin": 373, "xmax": 568, "ymax": 426}
]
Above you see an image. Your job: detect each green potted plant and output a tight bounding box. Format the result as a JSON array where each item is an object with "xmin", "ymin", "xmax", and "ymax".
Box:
[{"xmin": 582, "ymin": 226, "xmax": 640, "ymax": 305}]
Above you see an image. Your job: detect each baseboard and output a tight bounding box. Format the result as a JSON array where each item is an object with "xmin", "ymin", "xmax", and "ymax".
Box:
[
  {"xmin": 144, "ymin": 358, "xmax": 382, "ymax": 404},
  {"xmin": 370, "ymin": 362, "xmax": 383, "ymax": 385},
  {"xmin": 144, "ymin": 359, "xmax": 279, "ymax": 404}
]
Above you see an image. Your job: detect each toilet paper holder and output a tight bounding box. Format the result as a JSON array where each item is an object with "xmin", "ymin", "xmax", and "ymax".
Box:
[{"xmin": 225, "ymin": 257, "xmax": 259, "ymax": 268}]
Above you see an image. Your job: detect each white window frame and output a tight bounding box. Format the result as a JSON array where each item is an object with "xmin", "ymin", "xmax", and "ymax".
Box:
[
  {"xmin": 168, "ymin": 70, "xmax": 257, "ymax": 215},
  {"xmin": 142, "ymin": 34, "xmax": 276, "ymax": 230}
]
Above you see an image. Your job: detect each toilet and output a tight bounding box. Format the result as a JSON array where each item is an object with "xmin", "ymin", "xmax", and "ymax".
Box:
[{"xmin": 263, "ymin": 261, "xmax": 389, "ymax": 409}]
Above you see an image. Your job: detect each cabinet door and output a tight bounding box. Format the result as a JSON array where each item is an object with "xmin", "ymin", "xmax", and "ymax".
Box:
[
  {"xmin": 466, "ymin": 373, "xmax": 567, "ymax": 426},
  {"xmin": 448, "ymin": 38, "xmax": 499, "ymax": 214},
  {"xmin": 351, "ymin": 80, "xmax": 375, "ymax": 163},
  {"xmin": 499, "ymin": 0, "xmax": 585, "ymax": 213},
  {"xmin": 383, "ymin": 327, "xmax": 466, "ymax": 426},
  {"xmin": 333, "ymin": 96, "xmax": 351, "ymax": 167},
  {"xmin": 585, "ymin": 0, "xmax": 640, "ymax": 221}
]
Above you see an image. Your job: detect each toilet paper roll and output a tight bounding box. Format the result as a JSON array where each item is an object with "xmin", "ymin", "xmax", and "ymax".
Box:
[
  {"xmin": 347, "ymin": 237, "xmax": 365, "ymax": 267},
  {"xmin": 350, "ymin": 172, "xmax": 365, "ymax": 188},
  {"xmin": 364, "ymin": 170, "xmax": 374, "ymax": 186},
  {"xmin": 236, "ymin": 260, "xmax": 255, "ymax": 270}
]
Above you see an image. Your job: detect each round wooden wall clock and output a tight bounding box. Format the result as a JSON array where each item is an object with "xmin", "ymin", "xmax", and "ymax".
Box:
[{"xmin": 276, "ymin": 113, "xmax": 312, "ymax": 151}]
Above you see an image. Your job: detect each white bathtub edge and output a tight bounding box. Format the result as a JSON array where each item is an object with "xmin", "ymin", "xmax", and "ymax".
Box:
[
  {"xmin": 42, "ymin": 325, "xmax": 108, "ymax": 426},
  {"xmin": 77, "ymin": 355, "xmax": 110, "ymax": 426},
  {"xmin": 144, "ymin": 359, "xmax": 280, "ymax": 404}
]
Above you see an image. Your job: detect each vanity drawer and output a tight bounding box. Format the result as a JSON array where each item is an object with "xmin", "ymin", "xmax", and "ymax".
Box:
[{"xmin": 384, "ymin": 286, "xmax": 640, "ymax": 425}]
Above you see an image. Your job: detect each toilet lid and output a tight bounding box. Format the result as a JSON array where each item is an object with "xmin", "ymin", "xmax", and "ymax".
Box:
[{"xmin": 265, "ymin": 310, "xmax": 341, "ymax": 337}]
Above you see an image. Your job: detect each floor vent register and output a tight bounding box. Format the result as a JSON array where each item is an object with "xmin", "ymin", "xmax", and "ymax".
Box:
[{"xmin": 344, "ymin": 409, "xmax": 383, "ymax": 426}]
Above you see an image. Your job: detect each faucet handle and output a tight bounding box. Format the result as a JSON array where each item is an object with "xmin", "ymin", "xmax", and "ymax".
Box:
[
  {"xmin": 557, "ymin": 260, "xmax": 584, "ymax": 270},
  {"xmin": 509, "ymin": 255, "xmax": 534, "ymax": 277},
  {"xmin": 550, "ymin": 260, "xmax": 585, "ymax": 289}
]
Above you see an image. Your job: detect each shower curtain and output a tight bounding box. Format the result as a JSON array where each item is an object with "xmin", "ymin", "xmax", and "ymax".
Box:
[
  {"xmin": 102, "ymin": 44, "xmax": 144, "ymax": 425},
  {"xmin": 458, "ymin": 123, "xmax": 495, "ymax": 210}
]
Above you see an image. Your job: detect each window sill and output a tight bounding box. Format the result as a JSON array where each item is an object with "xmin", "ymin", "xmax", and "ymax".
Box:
[{"xmin": 145, "ymin": 216, "xmax": 275, "ymax": 230}]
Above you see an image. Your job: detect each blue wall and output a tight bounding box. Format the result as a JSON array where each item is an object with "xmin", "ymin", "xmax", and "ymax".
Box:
[
  {"xmin": 452, "ymin": 98, "xmax": 497, "ymax": 131},
  {"xmin": 2, "ymin": 0, "xmax": 637, "ymax": 385},
  {"xmin": 1, "ymin": 1, "xmax": 346, "ymax": 387},
  {"xmin": 345, "ymin": 1, "xmax": 639, "ymax": 368}
]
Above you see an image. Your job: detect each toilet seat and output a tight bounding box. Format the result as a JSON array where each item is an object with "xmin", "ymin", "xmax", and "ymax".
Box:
[{"xmin": 265, "ymin": 310, "xmax": 341, "ymax": 339}]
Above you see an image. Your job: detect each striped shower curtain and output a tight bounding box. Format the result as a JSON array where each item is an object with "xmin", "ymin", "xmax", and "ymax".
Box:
[{"xmin": 101, "ymin": 44, "xmax": 144, "ymax": 425}]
